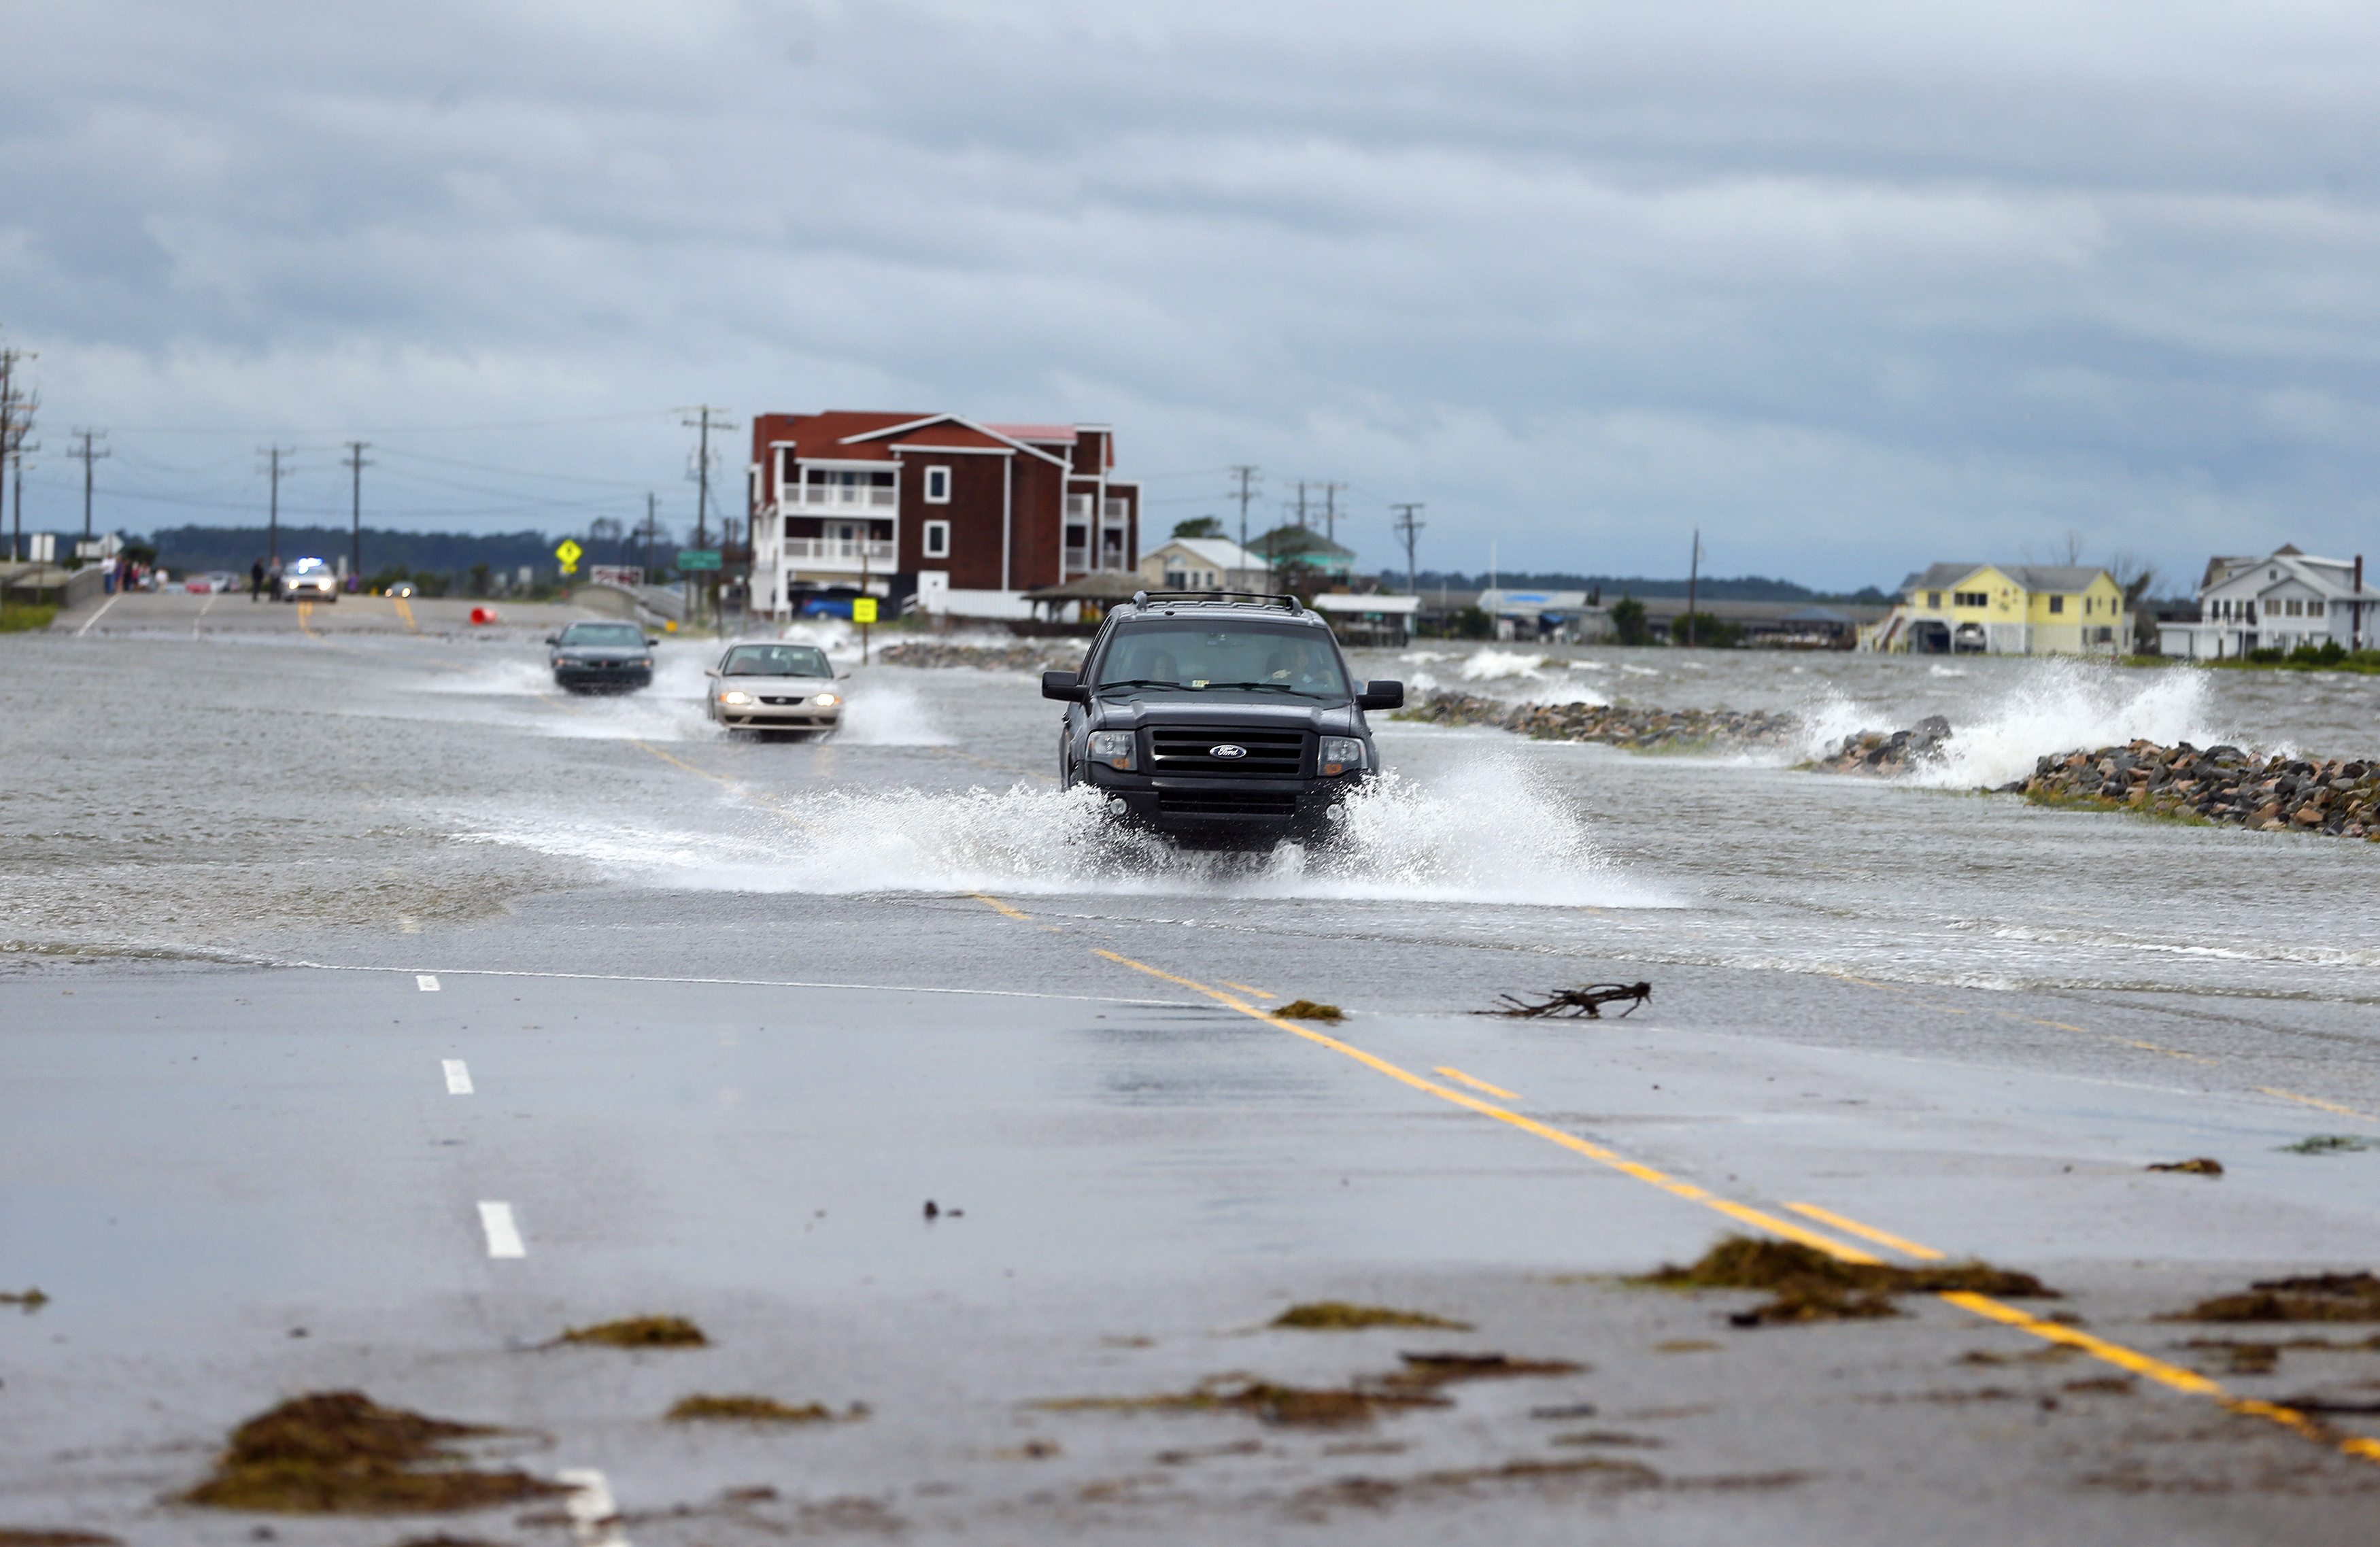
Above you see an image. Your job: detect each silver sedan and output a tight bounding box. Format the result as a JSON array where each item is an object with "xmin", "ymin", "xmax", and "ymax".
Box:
[{"xmin": 705, "ymin": 641, "xmax": 847, "ymax": 737}]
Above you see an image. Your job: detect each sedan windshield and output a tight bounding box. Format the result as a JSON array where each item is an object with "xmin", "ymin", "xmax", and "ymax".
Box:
[
  {"xmin": 1093, "ymin": 622, "xmax": 1349, "ymax": 699},
  {"xmin": 722, "ymin": 644, "xmax": 832, "ymax": 677},
  {"xmin": 560, "ymin": 624, "xmax": 645, "ymax": 647}
]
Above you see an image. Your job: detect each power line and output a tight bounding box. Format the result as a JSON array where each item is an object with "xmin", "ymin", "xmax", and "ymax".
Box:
[{"xmin": 106, "ymin": 407, "xmax": 682, "ymax": 437}]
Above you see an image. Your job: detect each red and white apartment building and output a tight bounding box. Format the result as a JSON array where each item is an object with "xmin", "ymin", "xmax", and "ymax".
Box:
[{"xmin": 745, "ymin": 411, "xmax": 1140, "ymax": 619}]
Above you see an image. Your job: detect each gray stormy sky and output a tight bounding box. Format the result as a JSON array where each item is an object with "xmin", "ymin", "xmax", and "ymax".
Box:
[{"xmin": 7, "ymin": 0, "xmax": 2380, "ymax": 588}]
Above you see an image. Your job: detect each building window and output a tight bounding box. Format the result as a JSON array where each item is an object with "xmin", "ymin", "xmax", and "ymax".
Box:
[
  {"xmin": 1953, "ymin": 590, "xmax": 1988, "ymax": 608},
  {"xmin": 922, "ymin": 520, "xmax": 951, "ymax": 559},
  {"xmin": 1926, "ymin": 591, "xmax": 1941, "ymax": 608},
  {"xmin": 2048, "ymin": 595, "xmax": 2064, "ymax": 614},
  {"xmin": 924, "ymin": 466, "xmax": 952, "ymax": 504}
]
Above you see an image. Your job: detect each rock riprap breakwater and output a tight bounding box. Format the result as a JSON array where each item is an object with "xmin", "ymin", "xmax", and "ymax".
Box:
[
  {"xmin": 879, "ymin": 641, "xmax": 1082, "ymax": 672},
  {"xmin": 1807, "ymin": 716, "xmax": 1954, "ymax": 775},
  {"xmin": 2008, "ymin": 743, "xmax": 2380, "ymax": 839},
  {"xmin": 1394, "ymin": 690, "xmax": 1799, "ymax": 751}
]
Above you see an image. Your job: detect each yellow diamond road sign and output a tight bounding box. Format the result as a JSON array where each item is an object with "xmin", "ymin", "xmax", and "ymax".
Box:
[{"xmin": 554, "ymin": 539, "xmax": 583, "ymax": 575}]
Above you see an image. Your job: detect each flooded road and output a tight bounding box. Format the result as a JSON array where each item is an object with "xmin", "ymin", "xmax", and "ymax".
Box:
[{"xmin": 5, "ymin": 599, "xmax": 2379, "ymax": 1544}]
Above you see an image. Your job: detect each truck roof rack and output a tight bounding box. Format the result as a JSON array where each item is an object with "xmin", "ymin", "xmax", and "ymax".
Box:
[{"xmin": 1131, "ymin": 590, "xmax": 1306, "ymax": 613}]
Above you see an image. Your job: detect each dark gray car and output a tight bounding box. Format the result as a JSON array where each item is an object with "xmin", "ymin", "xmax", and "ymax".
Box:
[{"xmin": 547, "ymin": 621, "xmax": 656, "ymax": 693}]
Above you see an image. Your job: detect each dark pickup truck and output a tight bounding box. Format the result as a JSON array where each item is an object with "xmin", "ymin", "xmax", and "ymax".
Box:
[{"xmin": 1042, "ymin": 592, "xmax": 1403, "ymax": 849}]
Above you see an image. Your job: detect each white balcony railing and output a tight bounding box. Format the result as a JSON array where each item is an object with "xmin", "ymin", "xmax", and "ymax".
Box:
[
  {"xmin": 782, "ymin": 486, "xmax": 896, "ymax": 511},
  {"xmin": 1064, "ymin": 547, "xmax": 1091, "ymax": 573},
  {"xmin": 783, "ymin": 538, "xmax": 897, "ymax": 566}
]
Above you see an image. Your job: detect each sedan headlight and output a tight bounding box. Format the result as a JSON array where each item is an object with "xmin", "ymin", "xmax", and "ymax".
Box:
[
  {"xmin": 719, "ymin": 690, "xmax": 754, "ymax": 706},
  {"xmin": 1088, "ymin": 730, "xmax": 1135, "ymax": 770},
  {"xmin": 813, "ymin": 692, "xmax": 840, "ymax": 707},
  {"xmin": 1319, "ymin": 736, "xmax": 1365, "ymax": 775}
]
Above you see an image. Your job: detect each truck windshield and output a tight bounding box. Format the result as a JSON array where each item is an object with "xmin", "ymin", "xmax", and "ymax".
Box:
[{"xmin": 1093, "ymin": 622, "xmax": 1349, "ymax": 700}]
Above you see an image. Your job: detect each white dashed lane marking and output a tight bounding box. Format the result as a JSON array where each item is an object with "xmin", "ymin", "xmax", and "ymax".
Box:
[
  {"xmin": 477, "ymin": 1201, "xmax": 525, "ymax": 1259},
  {"xmin": 415, "ymin": 974, "xmax": 440, "ymax": 991},
  {"xmin": 442, "ymin": 1059, "xmax": 473, "ymax": 1094},
  {"xmin": 560, "ymin": 1467, "xmax": 632, "ymax": 1546}
]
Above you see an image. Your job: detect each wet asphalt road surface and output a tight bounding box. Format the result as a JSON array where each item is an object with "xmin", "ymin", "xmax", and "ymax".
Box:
[{"xmin": 5, "ymin": 598, "xmax": 2380, "ymax": 1544}]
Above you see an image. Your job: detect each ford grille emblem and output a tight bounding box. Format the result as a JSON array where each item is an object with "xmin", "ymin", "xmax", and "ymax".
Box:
[{"xmin": 1209, "ymin": 743, "xmax": 1248, "ymax": 759}]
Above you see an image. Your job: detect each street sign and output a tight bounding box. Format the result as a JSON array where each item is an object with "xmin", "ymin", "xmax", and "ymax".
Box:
[
  {"xmin": 554, "ymin": 539, "xmax": 583, "ymax": 575},
  {"xmin": 851, "ymin": 596, "xmax": 879, "ymax": 624},
  {"xmin": 677, "ymin": 549, "xmax": 721, "ymax": 571}
]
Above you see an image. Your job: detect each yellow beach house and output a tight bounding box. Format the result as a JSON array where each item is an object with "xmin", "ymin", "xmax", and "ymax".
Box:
[{"xmin": 1860, "ymin": 564, "xmax": 2130, "ymax": 655}]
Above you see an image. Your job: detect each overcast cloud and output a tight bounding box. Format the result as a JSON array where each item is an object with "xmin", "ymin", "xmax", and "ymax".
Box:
[{"xmin": 7, "ymin": 0, "xmax": 2380, "ymax": 587}]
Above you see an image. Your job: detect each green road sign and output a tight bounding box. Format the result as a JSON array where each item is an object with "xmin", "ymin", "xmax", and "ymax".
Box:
[{"xmin": 677, "ymin": 549, "xmax": 721, "ymax": 571}]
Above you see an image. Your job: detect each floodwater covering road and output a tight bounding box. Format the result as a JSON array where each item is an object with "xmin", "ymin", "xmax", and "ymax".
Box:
[{"xmin": 5, "ymin": 594, "xmax": 2380, "ymax": 1545}]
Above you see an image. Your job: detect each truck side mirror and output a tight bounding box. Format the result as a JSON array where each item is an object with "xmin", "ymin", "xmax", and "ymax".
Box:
[
  {"xmin": 1042, "ymin": 670, "xmax": 1088, "ymax": 703},
  {"xmin": 544, "ymin": 634, "xmax": 558, "ymax": 645},
  {"xmin": 1357, "ymin": 679, "xmax": 1404, "ymax": 711}
]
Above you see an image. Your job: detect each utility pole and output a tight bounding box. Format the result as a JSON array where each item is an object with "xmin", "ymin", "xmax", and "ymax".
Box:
[
  {"xmin": 643, "ymin": 492, "xmax": 658, "ymax": 577},
  {"xmin": 682, "ymin": 405, "xmax": 734, "ymax": 626},
  {"xmin": 0, "ymin": 345, "xmax": 35, "ymax": 562},
  {"xmin": 343, "ymin": 441, "xmax": 372, "ymax": 589},
  {"xmin": 1229, "ymin": 464, "xmax": 1261, "ymax": 564},
  {"xmin": 1315, "ymin": 481, "xmax": 1346, "ymax": 545},
  {"xmin": 258, "ymin": 445, "xmax": 295, "ymax": 564},
  {"xmin": 1293, "ymin": 481, "xmax": 1308, "ymax": 530},
  {"xmin": 1683, "ymin": 528, "xmax": 1702, "ymax": 649},
  {"xmin": 10, "ymin": 441, "xmax": 33, "ymax": 566},
  {"xmin": 1391, "ymin": 503, "xmax": 1425, "ymax": 594},
  {"xmin": 69, "ymin": 429, "xmax": 109, "ymax": 549}
]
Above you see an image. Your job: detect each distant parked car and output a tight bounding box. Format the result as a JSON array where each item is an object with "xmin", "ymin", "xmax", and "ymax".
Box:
[
  {"xmin": 547, "ymin": 620, "xmax": 656, "ymax": 694},
  {"xmin": 182, "ymin": 571, "xmax": 239, "ymax": 594},
  {"xmin": 705, "ymin": 641, "xmax": 845, "ymax": 737},
  {"xmin": 279, "ymin": 558, "xmax": 339, "ymax": 602}
]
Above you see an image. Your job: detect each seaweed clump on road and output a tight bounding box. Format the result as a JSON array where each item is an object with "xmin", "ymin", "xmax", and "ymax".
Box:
[
  {"xmin": 0, "ymin": 1289, "xmax": 47, "ymax": 1311},
  {"xmin": 1272, "ymin": 1000, "xmax": 1343, "ymax": 1021},
  {"xmin": 1039, "ymin": 1353, "xmax": 1578, "ymax": 1428},
  {"xmin": 1271, "ymin": 1302, "xmax": 1471, "ymax": 1331},
  {"xmin": 2175, "ymin": 1273, "xmax": 2380, "ymax": 1323},
  {"xmin": 0, "ymin": 1531, "xmax": 120, "ymax": 1546},
  {"xmin": 182, "ymin": 1391, "xmax": 565, "ymax": 1514},
  {"xmin": 666, "ymin": 1395, "xmax": 839, "ymax": 1424},
  {"xmin": 554, "ymin": 1314, "xmax": 709, "ymax": 1348},
  {"xmin": 1040, "ymin": 1378, "xmax": 1448, "ymax": 1428},
  {"xmin": 1639, "ymin": 1236, "xmax": 2057, "ymax": 1326}
]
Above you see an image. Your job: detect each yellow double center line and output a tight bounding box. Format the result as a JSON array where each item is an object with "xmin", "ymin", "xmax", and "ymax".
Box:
[{"xmin": 1091, "ymin": 943, "xmax": 2380, "ymax": 1471}]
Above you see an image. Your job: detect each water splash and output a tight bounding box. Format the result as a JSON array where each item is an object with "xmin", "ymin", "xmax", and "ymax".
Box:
[
  {"xmin": 1902, "ymin": 659, "xmax": 2238, "ymax": 787},
  {"xmin": 459, "ymin": 757, "xmax": 1667, "ymax": 908},
  {"xmin": 1459, "ymin": 649, "xmax": 1547, "ymax": 680}
]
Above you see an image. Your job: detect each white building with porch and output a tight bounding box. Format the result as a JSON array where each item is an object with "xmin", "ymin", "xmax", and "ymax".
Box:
[{"xmin": 2158, "ymin": 545, "xmax": 2374, "ymax": 659}]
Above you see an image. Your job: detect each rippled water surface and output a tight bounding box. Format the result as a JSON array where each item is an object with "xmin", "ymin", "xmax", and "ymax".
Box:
[{"xmin": 5, "ymin": 630, "xmax": 2376, "ymax": 1006}]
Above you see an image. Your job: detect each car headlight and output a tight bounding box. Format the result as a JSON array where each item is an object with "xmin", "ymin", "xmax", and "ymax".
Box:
[
  {"xmin": 1088, "ymin": 730, "xmax": 1135, "ymax": 770},
  {"xmin": 720, "ymin": 690, "xmax": 753, "ymax": 706},
  {"xmin": 635, "ymin": 657, "xmax": 653, "ymax": 668},
  {"xmin": 1319, "ymin": 736, "xmax": 1365, "ymax": 775},
  {"xmin": 813, "ymin": 692, "xmax": 840, "ymax": 707}
]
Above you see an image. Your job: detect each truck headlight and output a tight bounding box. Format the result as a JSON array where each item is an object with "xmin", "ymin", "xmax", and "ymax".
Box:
[
  {"xmin": 814, "ymin": 692, "xmax": 840, "ymax": 707},
  {"xmin": 1319, "ymin": 736, "xmax": 1365, "ymax": 776},
  {"xmin": 1088, "ymin": 730, "xmax": 1136, "ymax": 770},
  {"xmin": 720, "ymin": 690, "xmax": 753, "ymax": 706}
]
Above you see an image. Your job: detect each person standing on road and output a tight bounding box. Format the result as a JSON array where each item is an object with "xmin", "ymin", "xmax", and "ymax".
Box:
[
  {"xmin": 267, "ymin": 557, "xmax": 284, "ymax": 602},
  {"xmin": 250, "ymin": 558, "xmax": 265, "ymax": 602}
]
